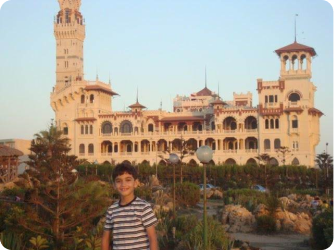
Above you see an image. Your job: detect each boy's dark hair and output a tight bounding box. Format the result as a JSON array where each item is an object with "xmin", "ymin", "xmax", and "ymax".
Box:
[{"xmin": 112, "ymin": 163, "xmax": 138, "ymax": 181}]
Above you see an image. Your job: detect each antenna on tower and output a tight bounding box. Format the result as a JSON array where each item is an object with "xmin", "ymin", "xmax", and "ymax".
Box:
[
  {"xmin": 205, "ymin": 66, "xmax": 207, "ymax": 88},
  {"xmin": 294, "ymin": 14, "xmax": 298, "ymax": 42}
]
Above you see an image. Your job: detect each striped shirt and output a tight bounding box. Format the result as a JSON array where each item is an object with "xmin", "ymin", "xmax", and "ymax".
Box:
[{"xmin": 104, "ymin": 197, "xmax": 158, "ymax": 250}]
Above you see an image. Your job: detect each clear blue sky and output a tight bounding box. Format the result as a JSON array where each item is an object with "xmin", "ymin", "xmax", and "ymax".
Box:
[{"xmin": 0, "ymin": 0, "xmax": 332, "ymax": 155}]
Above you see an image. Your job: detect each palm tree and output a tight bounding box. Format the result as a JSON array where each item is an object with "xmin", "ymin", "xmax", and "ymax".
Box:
[
  {"xmin": 255, "ymin": 154, "xmax": 270, "ymax": 188},
  {"xmin": 315, "ymin": 152, "xmax": 333, "ymax": 195}
]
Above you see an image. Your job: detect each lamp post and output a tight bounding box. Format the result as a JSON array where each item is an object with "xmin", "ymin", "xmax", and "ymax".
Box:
[
  {"xmin": 94, "ymin": 160, "xmax": 98, "ymax": 175},
  {"xmin": 325, "ymin": 143, "xmax": 329, "ymax": 196},
  {"xmin": 196, "ymin": 145, "xmax": 213, "ymax": 250},
  {"xmin": 169, "ymin": 153, "xmax": 179, "ymax": 220}
]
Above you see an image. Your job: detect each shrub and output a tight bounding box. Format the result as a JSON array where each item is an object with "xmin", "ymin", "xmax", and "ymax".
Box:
[
  {"xmin": 176, "ymin": 216, "xmax": 230, "ymax": 250},
  {"xmin": 135, "ymin": 185, "xmax": 152, "ymax": 201},
  {"xmin": 256, "ymin": 215, "xmax": 276, "ymax": 234},
  {"xmin": 312, "ymin": 209, "xmax": 333, "ymax": 249},
  {"xmin": 266, "ymin": 195, "xmax": 280, "ymax": 216},
  {"xmin": 174, "ymin": 182, "xmax": 200, "ymax": 207}
]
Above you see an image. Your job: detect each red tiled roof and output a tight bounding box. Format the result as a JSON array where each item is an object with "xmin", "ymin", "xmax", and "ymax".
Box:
[
  {"xmin": 128, "ymin": 101, "xmax": 146, "ymax": 109},
  {"xmin": 275, "ymin": 42, "xmax": 316, "ymax": 56},
  {"xmin": 196, "ymin": 87, "xmax": 213, "ymax": 96},
  {"xmin": 0, "ymin": 145, "xmax": 23, "ymax": 157},
  {"xmin": 308, "ymin": 107, "xmax": 324, "ymax": 116},
  {"xmin": 85, "ymin": 85, "xmax": 119, "ymax": 96},
  {"xmin": 160, "ymin": 116, "xmax": 204, "ymax": 122},
  {"xmin": 74, "ymin": 117, "xmax": 97, "ymax": 122},
  {"xmin": 211, "ymin": 99, "xmax": 227, "ymax": 105}
]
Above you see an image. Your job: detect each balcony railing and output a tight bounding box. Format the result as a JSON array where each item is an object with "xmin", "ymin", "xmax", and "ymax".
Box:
[
  {"xmin": 100, "ymin": 128, "xmax": 259, "ymax": 137},
  {"xmin": 245, "ymin": 149, "xmax": 257, "ymax": 153},
  {"xmin": 120, "ymin": 152, "xmax": 132, "ymax": 155}
]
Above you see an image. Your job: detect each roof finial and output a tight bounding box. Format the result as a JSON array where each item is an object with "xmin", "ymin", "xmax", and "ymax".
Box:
[
  {"xmin": 218, "ymin": 82, "xmax": 220, "ymax": 99},
  {"xmin": 136, "ymin": 87, "xmax": 139, "ymax": 103},
  {"xmin": 108, "ymin": 72, "xmax": 111, "ymax": 85},
  {"xmin": 205, "ymin": 66, "xmax": 207, "ymax": 88},
  {"xmin": 96, "ymin": 68, "xmax": 99, "ymax": 81},
  {"xmin": 294, "ymin": 14, "xmax": 298, "ymax": 43}
]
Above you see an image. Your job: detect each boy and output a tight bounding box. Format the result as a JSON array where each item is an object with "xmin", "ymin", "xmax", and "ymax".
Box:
[{"xmin": 102, "ymin": 163, "xmax": 159, "ymax": 250}]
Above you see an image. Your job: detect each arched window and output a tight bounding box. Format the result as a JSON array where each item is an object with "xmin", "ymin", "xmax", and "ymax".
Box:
[
  {"xmin": 289, "ymin": 93, "xmax": 301, "ymax": 102},
  {"xmin": 265, "ymin": 119, "xmax": 269, "ymax": 129},
  {"xmin": 63, "ymin": 124, "xmax": 68, "ymax": 135},
  {"xmin": 228, "ymin": 142, "xmax": 234, "ymax": 150},
  {"xmin": 300, "ymin": 54, "xmax": 307, "ymax": 70},
  {"xmin": 269, "ymin": 157, "xmax": 279, "ymax": 166},
  {"xmin": 85, "ymin": 125, "xmax": 88, "ymax": 134},
  {"xmin": 120, "ymin": 120, "xmax": 133, "ymax": 133},
  {"xmin": 284, "ymin": 55, "xmax": 289, "ymax": 71},
  {"xmin": 264, "ymin": 139, "xmax": 270, "ymax": 150},
  {"xmin": 102, "ymin": 122, "xmax": 112, "ymax": 134},
  {"xmin": 291, "ymin": 157, "xmax": 300, "ymax": 166},
  {"xmin": 292, "ymin": 115, "xmax": 298, "ymax": 128},
  {"xmin": 81, "ymin": 125, "xmax": 84, "ymax": 134},
  {"xmin": 81, "ymin": 95, "xmax": 85, "ymax": 104},
  {"xmin": 211, "ymin": 122, "xmax": 215, "ymax": 131},
  {"xmin": 88, "ymin": 144, "xmax": 94, "ymax": 154},
  {"xmin": 79, "ymin": 144, "xmax": 85, "ymax": 154},
  {"xmin": 90, "ymin": 94, "xmax": 94, "ymax": 103},
  {"xmin": 65, "ymin": 9, "xmax": 71, "ymax": 23},
  {"xmin": 275, "ymin": 119, "xmax": 279, "ymax": 129},
  {"xmin": 90, "ymin": 125, "xmax": 93, "ymax": 134},
  {"xmin": 270, "ymin": 119, "xmax": 274, "ymax": 129},
  {"xmin": 148, "ymin": 124, "xmax": 154, "ymax": 132},
  {"xmin": 292, "ymin": 54, "xmax": 298, "ymax": 70},
  {"xmin": 274, "ymin": 139, "xmax": 281, "ymax": 149}
]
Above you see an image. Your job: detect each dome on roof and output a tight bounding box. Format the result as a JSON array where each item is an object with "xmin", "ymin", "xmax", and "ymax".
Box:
[
  {"xmin": 196, "ymin": 87, "xmax": 214, "ymax": 96},
  {"xmin": 275, "ymin": 41, "xmax": 316, "ymax": 56}
]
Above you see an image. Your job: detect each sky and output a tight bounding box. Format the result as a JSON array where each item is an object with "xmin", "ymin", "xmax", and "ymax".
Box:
[{"xmin": 0, "ymin": 0, "xmax": 333, "ymax": 155}]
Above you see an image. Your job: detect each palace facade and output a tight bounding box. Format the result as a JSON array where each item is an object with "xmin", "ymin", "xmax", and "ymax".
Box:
[{"xmin": 50, "ymin": 0, "xmax": 323, "ymax": 167}]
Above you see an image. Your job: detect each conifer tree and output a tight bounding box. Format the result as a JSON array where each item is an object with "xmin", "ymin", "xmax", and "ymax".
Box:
[{"xmin": 16, "ymin": 125, "xmax": 110, "ymax": 249}]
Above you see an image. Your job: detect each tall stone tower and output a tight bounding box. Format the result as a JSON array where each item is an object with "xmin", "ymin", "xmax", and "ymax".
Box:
[
  {"xmin": 51, "ymin": 0, "xmax": 118, "ymax": 155},
  {"xmin": 257, "ymin": 41, "xmax": 322, "ymax": 166},
  {"xmin": 54, "ymin": 0, "xmax": 85, "ymax": 92}
]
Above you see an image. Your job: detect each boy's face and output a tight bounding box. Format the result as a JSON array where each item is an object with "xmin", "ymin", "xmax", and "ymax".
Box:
[{"xmin": 114, "ymin": 172, "xmax": 138, "ymax": 198}]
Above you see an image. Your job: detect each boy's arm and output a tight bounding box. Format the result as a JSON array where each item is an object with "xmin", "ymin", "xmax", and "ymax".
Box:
[
  {"xmin": 101, "ymin": 230, "xmax": 111, "ymax": 250},
  {"xmin": 146, "ymin": 225, "xmax": 158, "ymax": 250}
]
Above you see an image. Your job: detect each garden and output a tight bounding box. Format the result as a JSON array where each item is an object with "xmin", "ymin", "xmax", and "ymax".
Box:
[{"xmin": 0, "ymin": 126, "xmax": 332, "ymax": 250}]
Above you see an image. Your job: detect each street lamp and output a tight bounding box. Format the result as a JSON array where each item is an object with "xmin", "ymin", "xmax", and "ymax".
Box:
[
  {"xmin": 94, "ymin": 160, "xmax": 98, "ymax": 175},
  {"xmin": 196, "ymin": 145, "xmax": 213, "ymax": 250},
  {"xmin": 169, "ymin": 153, "xmax": 179, "ymax": 220}
]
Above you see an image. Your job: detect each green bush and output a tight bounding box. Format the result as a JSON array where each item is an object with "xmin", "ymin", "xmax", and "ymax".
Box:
[
  {"xmin": 135, "ymin": 185, "xmax": 152, "ymax": 201},
  {"xmin": 174, "ymin": 182, "xmax": 200, "ymax": 207},
  {"xmin": 265, "ymin": 195, "xmax": 280, "ymax": 216},
  {"xmin": 312, "ymin": 209, "xmax": 333, "ymax": 249},
  {"xmin": 256, "ymin": 215, "xmax": 276, "ymax": 234},
  {"xmin": 176, "ymin": 216, "xmax": 230, "ymax": 250},
  {"xmin": 224, "ymin": 188, "xmax": 267, "ymax": 208}
]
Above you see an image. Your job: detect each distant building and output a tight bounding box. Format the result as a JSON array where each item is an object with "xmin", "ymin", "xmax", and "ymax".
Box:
[
  {"xmin": 50, "ymin": 0, "xmax": 322, "ymax": 167},
  {"xmin": 0, "ymin": 139, "xmax": 31, "ymax": 174}
]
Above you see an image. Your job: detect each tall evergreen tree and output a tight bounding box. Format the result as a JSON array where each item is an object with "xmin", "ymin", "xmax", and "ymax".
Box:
[{"xmin": 15, "ymin": 125, "xmax": 110, "ymax": 249}]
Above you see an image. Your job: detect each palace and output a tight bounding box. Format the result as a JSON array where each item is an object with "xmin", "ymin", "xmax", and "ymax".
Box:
[{"xmin": 50, "ymin": 0, "xmax": 323, "ymax": 167}]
